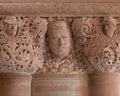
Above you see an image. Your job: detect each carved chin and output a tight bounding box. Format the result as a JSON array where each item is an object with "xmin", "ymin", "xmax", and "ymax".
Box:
[
  {"xmin": 6, "ymin": 30, "xmax": 17, "ymax": 36},
  {"xmin": 52, "ymin": 51, "xmax": 69, "ymax": 59},
  {"xmin": 105, "ymin": 30, "xmax": 115, "ymax": 37}
]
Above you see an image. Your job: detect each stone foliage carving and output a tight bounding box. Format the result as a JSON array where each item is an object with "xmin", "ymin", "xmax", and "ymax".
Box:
[
  {"xmin": 0, "ymin": 16, "xmax": 120, "ymax": 74},
  {"xmin": 72, "ymin": 17, "xmax": 94, "ymax": 73},
  {"xmin": 71, "ymin": 16, "xmax": 120, "ymax": 73},
  {"xmin": 0, "ymin": 16, "xmax": 47, "ymax": 74}
]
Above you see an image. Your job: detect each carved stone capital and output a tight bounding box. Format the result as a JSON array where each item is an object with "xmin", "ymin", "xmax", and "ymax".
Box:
[
  {"xmin": 0, "ymin": 16, "xmax": 119, "ymax": 74},
  {"xmin": 0, "ymin": 16, "xmax": 47, "ymax": 74},
  {"xmin": 72, "ymin": 16, "xmax": 120, "ymax": 73}
]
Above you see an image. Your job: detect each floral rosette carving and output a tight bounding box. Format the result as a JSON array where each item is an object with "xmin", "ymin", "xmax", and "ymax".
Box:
[
  {"xmin": 90, "ymin": 43, "xmax": 120, "ymax": 72},
  {"xmin": 0, "ymin": 16, "xmax": 48, "ymax": 74}
]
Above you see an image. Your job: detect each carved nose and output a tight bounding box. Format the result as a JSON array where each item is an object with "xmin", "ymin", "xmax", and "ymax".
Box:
[
  {"xmin": 105, "ymin": 25, "xmax": 108, "ymax": 30},
  {"xmin": 58, "ymin": 38, "xmax": 63, "ymax": 46},
  {"xmin": 9, "ymin": 25, "xmax": 14, "ymax": 30}
]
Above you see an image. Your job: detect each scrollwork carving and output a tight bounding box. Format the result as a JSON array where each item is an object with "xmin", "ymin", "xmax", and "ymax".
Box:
[
  {"xmin": 94, "ymin": 45, "xmax": 118, "ymax": 72},
  {"xmin": 72, "ymin": 17, "xmax": 94, "ymax": 73},
  {"xmin": 72, "ymin": 17, "xmax": 92, "ymax": 37},
  {"xmin": 0, "ymin": 16, "xmax": 48, "ymax": 74},
  {"xmin": 0, "ymin": 16, "xmax": 119, "ymax": 74}
]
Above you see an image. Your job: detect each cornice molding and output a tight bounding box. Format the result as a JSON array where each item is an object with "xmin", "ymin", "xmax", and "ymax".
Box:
[
  {"xmin": 0, "ymin": 3, "xmax": 120, "ymax": 16},
  {"xmin": 0, "ymin": 0, "xmax": 120, "ymax": 3}
]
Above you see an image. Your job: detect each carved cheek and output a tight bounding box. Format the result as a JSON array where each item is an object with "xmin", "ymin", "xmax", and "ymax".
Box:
[{"xmin": 49, "ymin": 38, "xmax": 58, "ymax": 49}]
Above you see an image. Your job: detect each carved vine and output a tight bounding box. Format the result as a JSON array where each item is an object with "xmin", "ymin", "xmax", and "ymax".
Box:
[
  {"xmin": 0, "ymin": 16, "xmax": 47, "ymax": 74},
  {"xmin": 0, "ymin": 16, "xmax": 120, "ymax": 74}
]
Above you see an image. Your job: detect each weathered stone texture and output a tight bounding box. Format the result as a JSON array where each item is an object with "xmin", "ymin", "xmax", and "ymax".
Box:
[
  {"xmin": 0, "ymin": 1, "xmax": 120, "ymax": 96},
  {"xmin": 90, "ymin": 72, "xmax": 120, "ymax": 96},
  {"xmin": 0, "ymin": 3, "xmax": 120, "ymax": 16},
  {"xmin": 0, "ymin": 0, "xmax": 120, "ymax": 3},
  {"xmin": 0, "ymin": 73, "xmax": 32, "ymax": 96},
  {"xmin": 32, "ymin": 74, "xmax": 89, "ymax": 96}
]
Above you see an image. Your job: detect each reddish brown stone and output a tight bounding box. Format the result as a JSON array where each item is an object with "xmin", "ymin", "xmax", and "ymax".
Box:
[
  {"xmin": 0, "ymin": 3, "xmax": 119, "ymax": 16},
  {"xmin": 89, "ymin": 72, "xmax": 120, "ymax": 96},
  {"xmin": 0, "ymin": 0, "xmax": 119, "ymax": 3},
  {"xmin": 0, "ymin": 73, "xmax": 32, "ymax": 96},
  {"xmin": 32, "ymin": 74, "xmax": 89, "ymax": 96}
]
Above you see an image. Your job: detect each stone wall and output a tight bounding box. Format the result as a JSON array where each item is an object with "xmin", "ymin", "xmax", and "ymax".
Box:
[{"xmin": 0, "ymin": 0, "xmax": 120, "ymax": 96}]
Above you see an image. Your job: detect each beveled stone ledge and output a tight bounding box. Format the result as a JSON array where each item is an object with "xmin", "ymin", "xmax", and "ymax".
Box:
[
  {"xmin": 0, "ymin": 0, "xmax": 120, "ymax": 3},
  {"xmin": 0, "ymin": 3, "xmax": 120, "ymax": 16}
]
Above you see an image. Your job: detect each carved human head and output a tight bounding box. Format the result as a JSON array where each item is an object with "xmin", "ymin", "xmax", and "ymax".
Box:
[
  {"xmin": 103, "ymin": 16, "xmax": 117, "ymax": 37},
  {"xmin": 3, "ymin": 16, "xmax": 18, "ymax": 36},
  {"xmin": 48, "ymin": 21, "xmax": 71, "ymax": 60}
]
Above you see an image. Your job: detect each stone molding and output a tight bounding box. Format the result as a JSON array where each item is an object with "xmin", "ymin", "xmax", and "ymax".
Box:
[
  {"xmin": 0, "ymin": 0, "xmax": 120, "ymax": 3},
  {"xmin": 0, "ymin": 3, "xmax": 120, "ymax": 16}
]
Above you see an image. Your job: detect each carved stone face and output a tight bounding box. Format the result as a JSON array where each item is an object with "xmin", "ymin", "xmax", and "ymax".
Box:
[
  {"xmin": 3, "ymin": 16, "xmax": 18, "ymax": 36},
  {"xmin": 48, "ymin": 21, "xmax": 71, "ymax": 59},
  {"xmin": 103, "ymin": 17, "xmax": 116, "ymax": 37}
]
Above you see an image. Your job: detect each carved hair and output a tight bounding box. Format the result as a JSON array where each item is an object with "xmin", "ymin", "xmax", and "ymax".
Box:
[
  {"xmin": 103, "ymin": 16, "xmax": 116, "ymax": 25},
  {"xmin": 47, "ymin": 21, "xmax": 70, "ymax": 35},
  {"xmin": 3, "ymin": 16, "xmax": 17, "ymax": 25}
]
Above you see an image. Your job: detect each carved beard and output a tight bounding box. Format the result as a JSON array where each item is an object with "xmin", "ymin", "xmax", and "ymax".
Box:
[{"xmin": 51, "ymin": 48, "xmax": 70, "ymax": 60}]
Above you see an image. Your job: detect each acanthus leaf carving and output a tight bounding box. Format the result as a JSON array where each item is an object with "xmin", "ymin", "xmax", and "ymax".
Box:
[
  {"xmin": 0, "ymin": 16, "xmax": 48, "ymax": 74},
  {"xmin": 0, "ymin": 16, "xmax": 120, "ymax": 74}
]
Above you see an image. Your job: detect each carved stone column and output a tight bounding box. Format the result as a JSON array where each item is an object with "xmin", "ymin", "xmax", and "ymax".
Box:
[
  {"xmin": 32, "ymin": 74, "xmax": 89, "ymax": 96},
  {"xmin": 0, "ymin": 16, "xmax": 48, "ymax": 96},
  {"xmin": 0, "ymin": 73, "xmax": 31, "ymax": 96},
  {"xmin": 89, "ymin": 72, "xmax": 120, "ymax": 96}
]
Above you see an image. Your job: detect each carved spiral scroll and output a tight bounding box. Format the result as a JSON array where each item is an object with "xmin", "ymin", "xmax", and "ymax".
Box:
[{"xmin": 72, "ymin": 17, "xmax": 92, "ymax": 37}]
